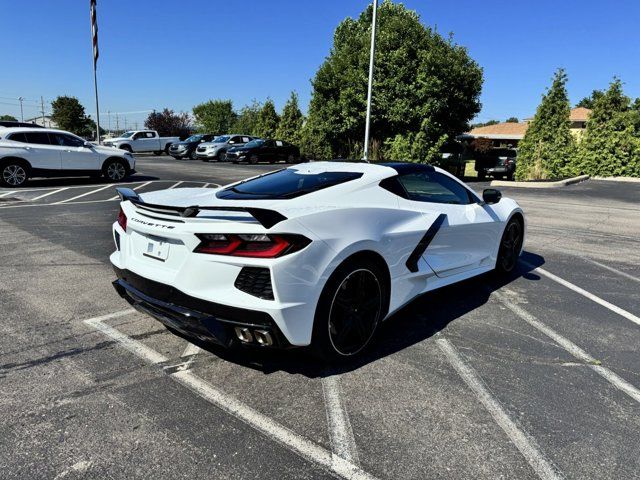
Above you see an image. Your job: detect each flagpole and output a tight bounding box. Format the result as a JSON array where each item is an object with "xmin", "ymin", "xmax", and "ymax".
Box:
[
  {"xmin": 90, "ymin": 0, "xmax": 101, "ymax": 144},
  {"xmin": 93, "ymin": 65, "xmax": 101, "ymax": 144},
  {"xmin": 363, "ymin": 0, "xmax": 378, "ymax": 162}
]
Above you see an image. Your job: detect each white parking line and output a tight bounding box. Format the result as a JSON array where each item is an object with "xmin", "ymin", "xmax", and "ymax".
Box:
[
  {"xmin": 582, "ymin": 257, "xmax": 640, "ymax": 284},
  {"xmin": 84, "ymin": 316, "xmax": 379, "ymax": 480},
  {"xmin": 168, "ymin": 181, "xmax": 184, "ymax": 189},
  {"xmin": 494, "ymin": 290, "xmax": 640, "ymax": 405},
  {"xmin": 322, "ymin": 375, "xmax": 359, "ymax": 464},
  {"xmin": 436, "ymin": 338, "xmax": 563, "ymax": 480},
  {"xmin": 0, "ymin": 191, "xmax": 15, "ymax": 198},
  {"xmin": 524, "ymin": 262, "xmax": 640, "ymax": 327},
  {"xmin": 54, "ymin": 184, "xmax": 112, "ymax": 204},
  {"xmin": 31, "ymin": 187, "xmax": 69, "ymax": 201}
]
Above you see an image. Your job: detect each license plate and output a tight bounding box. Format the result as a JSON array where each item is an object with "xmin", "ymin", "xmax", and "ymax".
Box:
[{"xmin": 143, "ymin": 238, "xmax": 170, "ymax": 261}]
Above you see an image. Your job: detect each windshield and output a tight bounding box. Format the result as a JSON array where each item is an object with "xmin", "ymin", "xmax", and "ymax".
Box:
[
  {"xmin": 119, "ymin": 131, "xmax": 134, "ymax": 138},
  {"xmin": 212, "ymin": 135, "xmax": 230, "ymax": 143},
  {"xmin": 216, "ymin": 168, "xmax": 363, "ymax": 200},
  {"xmin": 185, "ymin": 135, "xmax": 203, "ymax": 142},
  {"xmin": 244, "ymin": 139, "xmax": 264, "ymax": 148}
]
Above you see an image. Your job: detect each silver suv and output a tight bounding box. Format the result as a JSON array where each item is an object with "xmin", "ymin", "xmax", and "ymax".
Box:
[{"xmin": 196, "ymin": 134, "xmax": 256, "ymax": 162}]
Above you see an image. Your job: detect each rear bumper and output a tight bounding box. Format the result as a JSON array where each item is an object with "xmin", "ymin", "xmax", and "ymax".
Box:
[{"xmin": 112, "ymin": 267, "xmax": 292, "ymax": 349}]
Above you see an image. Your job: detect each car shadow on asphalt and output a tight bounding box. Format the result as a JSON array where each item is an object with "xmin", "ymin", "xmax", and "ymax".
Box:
[
  {"xmin": 189, "ymin": 251, "xmax": 545, "ymax": 378},
  {"xmin": 19, "ymin": 174, "xmax": 159, "ymax": 189}
]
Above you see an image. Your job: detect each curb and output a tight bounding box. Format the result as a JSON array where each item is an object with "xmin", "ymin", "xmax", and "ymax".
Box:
[
  {"xmin": 593, "ymin": 176, "xmax": 640, "ymax": 183},
  {"xmin": 491, "ymin": 175, "xmax": 590, "ymax": 189}
]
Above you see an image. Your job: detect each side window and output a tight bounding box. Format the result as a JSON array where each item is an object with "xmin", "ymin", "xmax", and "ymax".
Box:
[
  {"xmin": 397, "ymin": 172, "xmax": 474, "ymax": 205},
  {"xmin": 51, "ymin": 133, "xmax": 84, "ymax": 147},
  {"xmin": 275, "ymin": 140, "xmax": 284, "ymax": 147},
  {"xmin": 8, "ymin": 132, "xmax": 28, "ymax": 143},
  {"xmin": 265, "ymin": 140, "xmax": 276, "ymax": 147},
  {"xmin": 242, "ymin": 137, "xmax": 250, "ymax": 143},
  {"xmin": 24, "ymin": 131, "xmax": 52, "ymax": 145},
  {"xmin": 147, "ymin": 132, "xmax": 156, "ymax": 138},
  {"xmin": 133, "ymin": 132, "xmax": 143, "ymax": 140},
  {"xmin": 230, "ymin": 136, "xmax": 242, "ymax": 144}
]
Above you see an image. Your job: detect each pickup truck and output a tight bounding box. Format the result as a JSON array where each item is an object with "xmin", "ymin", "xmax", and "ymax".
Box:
[{"xmin": 103, "ymin": 130, "xmax": 179, "ymax": 155}]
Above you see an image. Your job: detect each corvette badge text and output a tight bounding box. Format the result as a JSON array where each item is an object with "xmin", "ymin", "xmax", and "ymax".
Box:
[{"xmin": 131, "ymin": 217, "xmax": 176, "ymax": 229}]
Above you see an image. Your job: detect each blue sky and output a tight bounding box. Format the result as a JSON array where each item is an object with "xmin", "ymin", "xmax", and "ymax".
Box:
[{"xmin": 1, "ymin": 0, "xmax": 639, "ymax": 127}]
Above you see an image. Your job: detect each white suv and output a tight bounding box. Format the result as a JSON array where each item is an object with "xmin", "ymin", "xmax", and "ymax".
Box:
[{"xmin": 0, "ymin": 128, "xmax": 136, "ymax": 187}]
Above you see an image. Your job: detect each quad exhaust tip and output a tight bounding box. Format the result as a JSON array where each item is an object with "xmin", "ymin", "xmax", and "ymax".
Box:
[{"xmin": 234, "ymin": 327, "xmax": 273, "ymax": 346}]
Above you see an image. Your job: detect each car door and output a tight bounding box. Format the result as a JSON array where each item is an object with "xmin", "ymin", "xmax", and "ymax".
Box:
[
  {"xmin": 395, "ymin": 170, "xmax": 500, "ymax": 277},
  {"xmin": 261, "ymin": 140, "xmax": 276, "ymax": 161},
  {"xmin": 50, "ymin": 132, "xmax": 99, "ymax": 170},
  {"xmin": 10, "ymin": 131, "xmax": 62, "ymax": 170}
]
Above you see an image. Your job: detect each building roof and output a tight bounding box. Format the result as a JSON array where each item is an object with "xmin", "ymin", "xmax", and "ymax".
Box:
[
  {"xmin": 463, "ymin": 107, "xmax": 593, "ymax": 140},
  {"xmin": 570, "ymin": 107, "xmax": 591, "ymax": 122},
  {"xmin": 463, "ymin": 122, "xmax": 529, "ymax": 140}
]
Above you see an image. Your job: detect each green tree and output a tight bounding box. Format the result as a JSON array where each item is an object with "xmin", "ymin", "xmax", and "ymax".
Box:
[
  {"xmin": 505, "ymin": 117, "xmax": 519, "ymax": 123},
  {"xmin": 306, "ymin": 0, "xmax": 482, "ymax": 161},
  {"xmin": 232, "ymin": 100, "xmax": 262, "ymax": 135},
  {"xmin": 515, "ymin": 69, "xmax": 575, "ymax": 180},
  {"xmin": 192, "ymin": 100, "xmax": 235, "ymax": 134},
  {"xmin": 276, "ymin": 91, "xmax": 304, "ymax": 144},
  {"xmin": 144, "ymin": 109, "xmax": 191, "ymax": 138},
  {"xmin": 51, "ymin": 96, "xmax": 92, "ymax": 136},
  {"xmin": 571, "ymin": 79, "xmax": 640, "ymax": 177},
  {"xmin": 576, "ymin": 90, "xmax": 604, "ymax": 109},
  {"xmin": 0, "ymin": 114, "xmax": 18, "ymax": 121},
  {"xmin": 471, "ymin": 119, "xmax": 499, "ymax": 128},
  {"xmin": 255, "ymin": 99, "xmax": 280, "ymax": 139}
]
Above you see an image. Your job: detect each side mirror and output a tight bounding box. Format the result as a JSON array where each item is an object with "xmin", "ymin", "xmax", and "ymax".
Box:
[
  {"xmin": 482, "ymin": 188, "xmax": 502, "ymax": 205},
  {"xmin": 83, "ymin": 141, "xmax": 93, "ymax": 148}
]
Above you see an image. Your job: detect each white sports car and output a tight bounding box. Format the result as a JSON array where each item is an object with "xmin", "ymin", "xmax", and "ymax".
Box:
[{"xmin": 110, "ymin": 161, "xmax": 525, "ymax": 360}]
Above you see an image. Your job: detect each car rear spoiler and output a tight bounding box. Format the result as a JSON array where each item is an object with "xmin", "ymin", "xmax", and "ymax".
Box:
[{"xmin": 115, "ymin": 187, "xmax": 287, "ymax": 229}]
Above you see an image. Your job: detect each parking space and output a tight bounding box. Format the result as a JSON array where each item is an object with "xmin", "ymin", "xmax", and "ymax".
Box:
[{"xmin": 1, "ymin": 156, "xmax": 639, "ymax": 479}]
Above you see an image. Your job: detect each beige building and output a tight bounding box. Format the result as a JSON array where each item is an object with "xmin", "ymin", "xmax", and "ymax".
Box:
[
  {"xmin": 25, "ymin": 115, "xmax": 58, "ymax": 129},
  {"xmin": 461, "ymin": 107, "xmax": 592, "ymax": 147}
]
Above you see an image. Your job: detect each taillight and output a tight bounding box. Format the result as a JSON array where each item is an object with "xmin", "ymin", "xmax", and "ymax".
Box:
[
  {"xmin": 194, "ymin": 233, "xmax": 310, "ymax": 258},
  {"xmin": 117, "ymin": 207, "xmax": 127, "ymax": 231}
]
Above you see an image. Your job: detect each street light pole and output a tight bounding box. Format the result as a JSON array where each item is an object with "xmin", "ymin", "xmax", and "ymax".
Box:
[{"xmin": 363, "ymin": 0, "xmax": 378, "ymax": 162}]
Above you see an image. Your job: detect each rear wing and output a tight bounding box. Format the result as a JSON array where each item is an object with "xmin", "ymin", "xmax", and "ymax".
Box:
[{"xmin": 115, "ymin": 187, "xmax": 287, "ymax": 229}]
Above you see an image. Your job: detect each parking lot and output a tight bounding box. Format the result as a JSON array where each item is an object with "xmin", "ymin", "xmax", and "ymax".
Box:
[{"xmin": 1, "ymin": 155, "xmax": 639, "ymax": 479}]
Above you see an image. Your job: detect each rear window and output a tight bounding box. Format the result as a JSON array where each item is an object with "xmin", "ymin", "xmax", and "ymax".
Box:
[{"xmin": 216, "ymin": 169, "xmax": 363, "ymax": 200}]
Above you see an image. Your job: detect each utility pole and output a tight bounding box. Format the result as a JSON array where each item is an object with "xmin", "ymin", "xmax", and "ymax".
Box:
[
  {"xmin": 18, "ymin": 97, "xmax": 24, "ymax": 122},
  {"xmin": 363, "ymin": 0, "xmax": 378, "ymax": 162},
  {"xmin": 124, "ymin": 117, "xmax": 127, "ymax": 130},
  {"xmin": 40, "ymin": 96, "xmax": 46, "ymax": 127},
  {"xmin": 115, "ymin": 113, "xmax": 119, "ymax": 133},
  {"xmin": 107, "ymin": 110, "xmax": 111, "ymax": 135}
]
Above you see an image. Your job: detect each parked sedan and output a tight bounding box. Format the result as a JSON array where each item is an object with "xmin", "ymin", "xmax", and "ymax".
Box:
[
  {"xmin": 196, "ymin": 134, "xmax": 255, "ymax": 162},
  {"xmin": 169, "ymin": 134, "xmax": 216, "ymax": 160},
  {"xmin": 475, "ymin": 148, "xmax": 517, "ymax": 180},
  {"xmin": 226, "ymin": 139, "xmax": 301, "ymax": 164}
]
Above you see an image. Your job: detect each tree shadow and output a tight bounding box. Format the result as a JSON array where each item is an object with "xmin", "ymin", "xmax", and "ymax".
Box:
[{"xmin": 187, "ymin": 251, "xmax": 545, "ymax": 378}]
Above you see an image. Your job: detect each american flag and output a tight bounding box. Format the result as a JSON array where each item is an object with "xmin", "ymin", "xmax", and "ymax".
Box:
[{"xmin": 90, "ymin": 0, "xmax": 99, "ymax": 67}]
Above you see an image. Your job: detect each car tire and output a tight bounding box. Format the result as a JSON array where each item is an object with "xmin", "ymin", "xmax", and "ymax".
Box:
[
  {"xmin": 287, "ymin": 154, "xmax": 295, "ymax": 164},
  {"xmin": 217, "ymin": 150, "xmax": 226, "ymax": 162},
  {"xmin": 119, "ymin": 145, "xmax": 133, "ymax": 153},
  {"xmin": 495, "ymin": 216, "xmax": 524, "ymax": 274},
  {"xmin": 0, "ymin": 160, "xmax": 30, "ymax": 187},
  {"xmin": 103, "ymin": 158, "xmax": 129, "ymax": 182},
  {"xmin": 506, "ymin": 172, "xmax": 514, "ymax": 181},
  {"xmin": 311, "ymin": 258, "xmax": 388, "ymax": 362},
  {"xmin": 164, "ymin": 144, "xmax": 172, "ymax": 155},
  {"xmin": 153, "ymin": 151, "xmax": 162, "ymax": 156},
  {"xmin": 250, "ymin": 155, "xmax": 258, "ymax": 165},
  {"xmin": 190, "ymin": 150, "xmax": 198, "ymax": 160}
]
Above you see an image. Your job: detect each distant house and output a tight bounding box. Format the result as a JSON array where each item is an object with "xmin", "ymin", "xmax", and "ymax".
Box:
[
  {"xmin": 460, "ymin": 107, "xmax": 592, "ymax": 148},
  {"xmin": 25, "ymin": 115, "xmax": 58, "ymax": 129}
]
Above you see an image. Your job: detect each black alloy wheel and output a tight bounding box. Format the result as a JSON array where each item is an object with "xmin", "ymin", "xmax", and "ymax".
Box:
[
  {"xmin": 496, "ymin": 218, "xmax": 523, "ymax": 273},
  {"xmin": 328, "ymin": 268, "xmax": 382, "ymax": 356}
]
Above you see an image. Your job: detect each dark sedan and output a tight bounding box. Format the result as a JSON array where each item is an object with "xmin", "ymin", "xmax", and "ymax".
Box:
[
  {"xmin": 225, "ymin": 139, "xmax": 302, "ymax": 164},
  {"xmin": 169, "ymin": 134, "xmax": 216, "ymax": 160}
]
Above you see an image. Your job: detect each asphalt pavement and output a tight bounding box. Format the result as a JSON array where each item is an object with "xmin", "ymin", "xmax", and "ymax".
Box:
[{"xmin": 0, "ymin": 155, "xmax": 639, "ymax": 479}]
